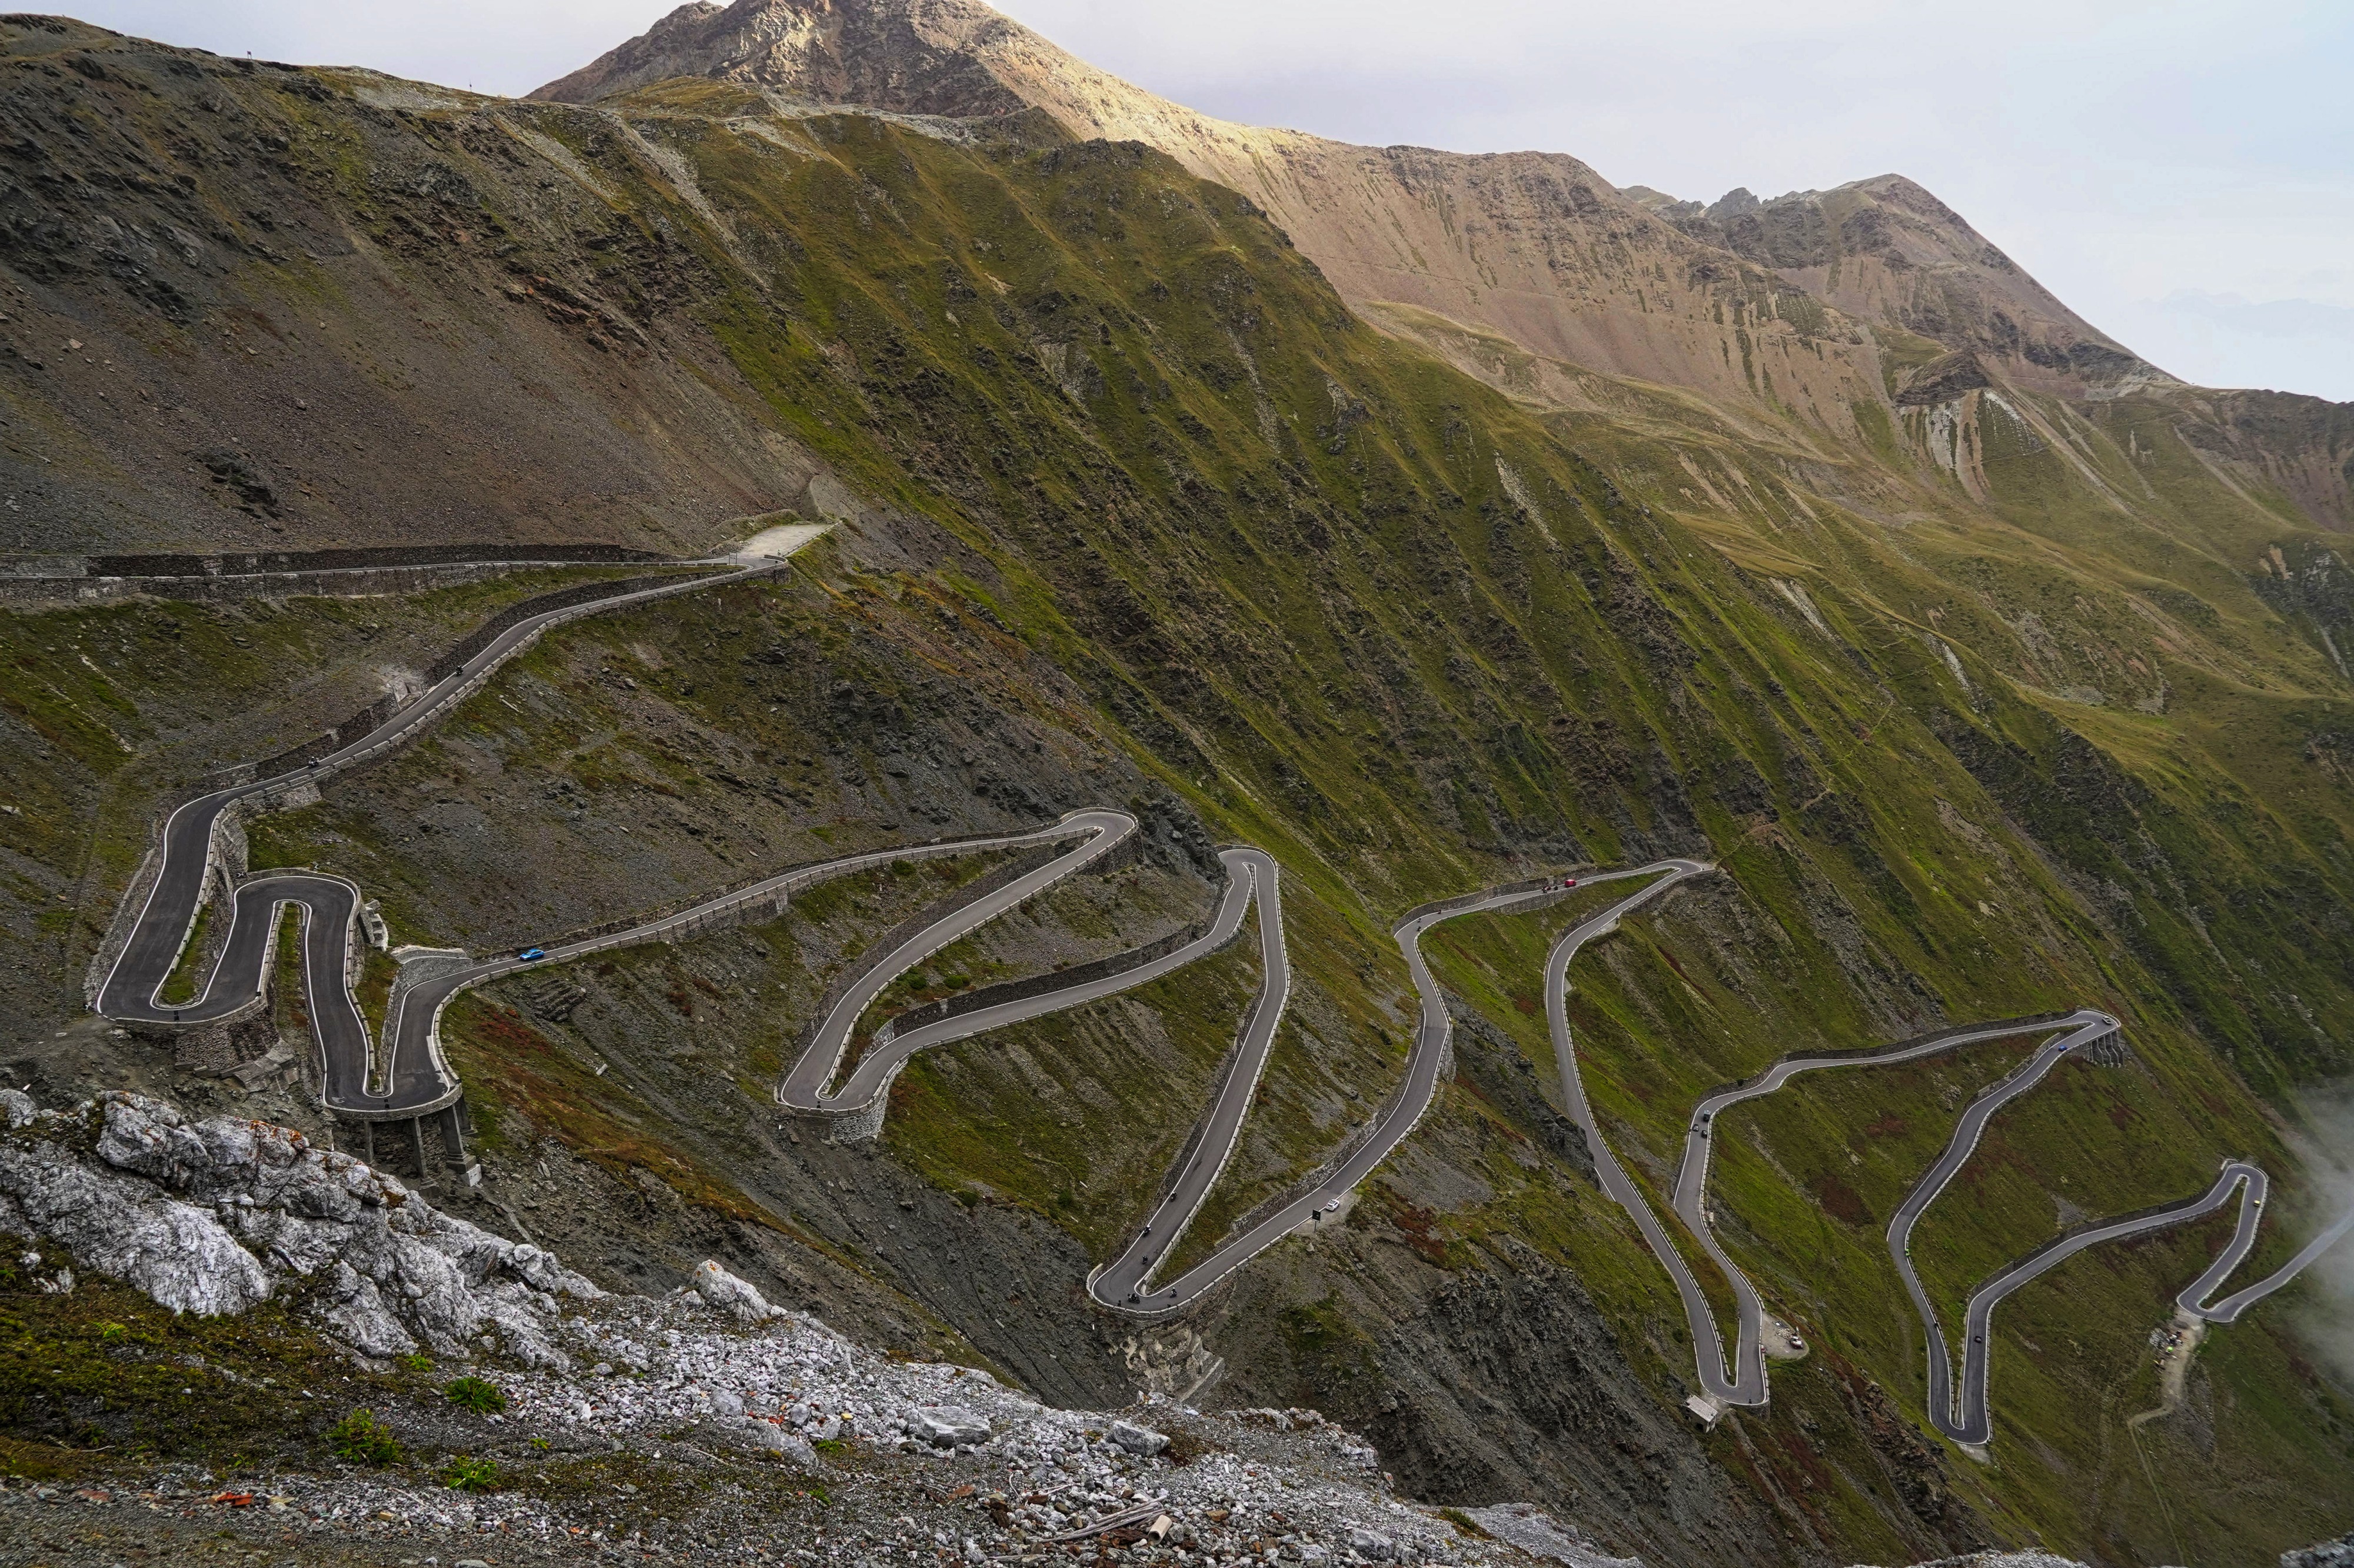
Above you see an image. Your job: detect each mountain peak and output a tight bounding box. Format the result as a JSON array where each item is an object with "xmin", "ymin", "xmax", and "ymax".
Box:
[
  {"xmin": 538, "ymin": 0, "xmax": 2168, "ymax": 401},
  {"xmin": 530, "ymin": 0, "xmax": 1040, "ymax": 117}
]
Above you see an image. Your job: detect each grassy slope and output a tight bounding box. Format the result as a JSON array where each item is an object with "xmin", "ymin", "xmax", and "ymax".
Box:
[
  {"xmin": 0, "ymin": 565, "xmax": 673, "ymax": 1028},
  {"xmin": 6, "ymin": 58, "xmax": 2352, "ymax": 1564},
  {"xmin": 482, "ymin": 102, "xmax": 2354, "ymax": 1559}
]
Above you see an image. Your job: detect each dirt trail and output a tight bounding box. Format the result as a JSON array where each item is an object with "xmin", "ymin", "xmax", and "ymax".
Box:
[{"xmin": 2128, "ymin": 1309, "xmax": 2207, "ymax": 1428}]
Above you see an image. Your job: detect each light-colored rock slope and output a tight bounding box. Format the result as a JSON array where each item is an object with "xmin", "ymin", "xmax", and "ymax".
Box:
[
  {"xmin": 534, "ymin": 0, "xmax": 2354, "ymax": 532},
  {"xmin": 1622, "ymin": 176, "xmax": 2171, "ymax": 398},
  {"xmin": 532, "ymin": 0, "xmax": 1895, "ymax": 441}
]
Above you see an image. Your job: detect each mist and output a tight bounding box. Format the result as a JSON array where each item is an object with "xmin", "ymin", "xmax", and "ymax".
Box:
[{"xmin": 2281, "ymin": 1085, "xmax": 2354, "ymax": 1386}]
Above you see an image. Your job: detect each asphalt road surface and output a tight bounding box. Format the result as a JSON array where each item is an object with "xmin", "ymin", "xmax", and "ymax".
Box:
[
  {"xmin": 96, "ymin": 554, "xmax": 780, "ymax": 1114},
  {"xmin": 88, "ymin": 530, "xmax": 2353, "ymax": 1383},
  {"xmin": 1085, "ymin": 848, "xmax": 1286, "ymax": 1311},
  {"xmin": 1527, "ymin": 860, "xmax": 1760, "ymax": 1397},
  {"xmin": 1107, "ymin": 860, "xmax": 1703, "ymax": 1314},
  {"xmin": 1885, "ymin": 1011, "xmax": 2120, "ymax": 1441},
  {"xmin": 2182, "ymin": 1185, "xmax": 2354, "ymax": 1323},
  {"xmin": 1936, "ymin": 1161, "xmax": 2291, "ymax": 1446},
  {"xmin": 1669, "ymin": 1010, "xmax": 2112, "ymax": 1407},
  {"xmin": 777, "ymin": 808, "xmax": 1142, "ymax": 1111}
]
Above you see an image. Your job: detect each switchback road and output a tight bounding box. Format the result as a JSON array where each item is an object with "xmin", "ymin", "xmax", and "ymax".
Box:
[
  {"xmin": 87, "ymin": 527, "xmax": 2350, "ymax": 1389},
  {"xmin": 1666, "ymin": 1011, "xmax": 2111, "ymax": 1410},
  {"xmin": 2181, "ymin": 1185, "xmax": 2354, "ymax": 1324},
  {"xmin": 1886, "ymin": 1011, "xmax": 2121, "ymax": 1442},
  {"xmin": 777, "ymin": 810, "xmax": 1141, "ymax": 1112},
  {"xmin": 1102, "ymin": 859, "xmax": 1695, "ymax": 1313},
  {"xmin": 1934, "ymin": 1160, "xmax": 2264, "ymax": 1446},
  {"xmin": 95, "ymin": 550, "xmax": 792, "ymax": 1115}
]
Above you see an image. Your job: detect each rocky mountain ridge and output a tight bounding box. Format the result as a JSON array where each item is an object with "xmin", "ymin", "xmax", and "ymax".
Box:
[
  {"xmin": 1618, "ymin": 177, "xmax": 2163, "ymax": 399},
  {"xmin": 532, "ymin": 0, "xmax": 1903, "ymax": 431},
  {"xmin": 536, "ymin": 0, "xmax": 2351, "ymax": 526}
]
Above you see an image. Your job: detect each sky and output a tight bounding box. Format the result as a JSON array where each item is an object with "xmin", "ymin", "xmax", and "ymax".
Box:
[{"xmin": 62, "ymin": 0, "xmax": 2354, "ymax": 401}]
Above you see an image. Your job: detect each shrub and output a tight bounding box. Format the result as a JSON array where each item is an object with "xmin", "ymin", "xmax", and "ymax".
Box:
[
  {"xmin": 329, "ymin": 1409, "xmax": 402, "ymax": 1466},
  {"xmin": 444, "ymin": 1376, "xmax": 507, "ymax": 1414}
]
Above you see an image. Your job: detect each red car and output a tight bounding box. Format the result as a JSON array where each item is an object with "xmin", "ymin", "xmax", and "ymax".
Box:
[{"xmin": 1561, "ymin": 877, "xmax": 1579, "ymax": 889}]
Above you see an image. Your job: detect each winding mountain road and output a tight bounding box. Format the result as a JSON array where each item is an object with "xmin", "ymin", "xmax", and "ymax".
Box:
[
  {"xmin": 2182, "ymin": 1181, "xmax": 2354, "ymax": 1323},
  {"xmin": 1663, "ymin": 1011, "xmax": 2113, "ymax": 1409},
  {"xmin": 1098, "ymin": 860, "xmax": 1695, "ymax": 1313},
  {"xmin": 1526, "ymin": 860, "xmax": 1767, "ymax": 1397},
  {"xmin": 85, "ymin": 530, "xmax": 2350, "ymax": 1404},
  {"xmin": 1883, "ymin": 1010, "xmax": 2123, "ymax": 1441},
  {"xmin": 777, "ymin": 809, "xmax": 1142, "ymax": 1113},
  {"xmin": 95, "ymin": 551, "xmax": 787, "ymax": 1114}
]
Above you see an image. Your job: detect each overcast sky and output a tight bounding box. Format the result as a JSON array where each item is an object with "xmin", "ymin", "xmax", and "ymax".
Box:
[{"xmin": 67, "ymin": 1, "xmax": 2354, "ymax": 401}]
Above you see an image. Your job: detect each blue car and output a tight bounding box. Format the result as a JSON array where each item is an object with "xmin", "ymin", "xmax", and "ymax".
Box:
[{"xmin": 517, "ymin": 947, "xmax": 547, "ymax": 962}]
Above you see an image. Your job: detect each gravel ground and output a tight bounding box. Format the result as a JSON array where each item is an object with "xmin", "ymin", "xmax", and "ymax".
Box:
[{"xmin": 0, "ymin": 1278, "xmax": 1624, "ymax": 1568}]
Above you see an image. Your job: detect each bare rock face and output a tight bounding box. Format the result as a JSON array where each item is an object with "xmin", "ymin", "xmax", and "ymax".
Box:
[
  {"xmin": 0, "ymin": 1090, "xmax": 600, "ymax": 1364},
  {"xmin": 531, "ymin": 0, "xmax": 1035, "ymax": 118},
  {"xmin": 1630, "ymin": 175, "xmax": 2165, "ymax": 398}
]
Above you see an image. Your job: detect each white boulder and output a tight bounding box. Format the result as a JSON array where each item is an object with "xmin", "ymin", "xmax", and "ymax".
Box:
[
  {"xmin": 0, "ymin": 1091, "xmax": 599, "ymax": 1366},
  {"xmin": 689, "ymin": 1259, "xmax": 778, "ymax": 1324},
  {"xmin": 909, "ymin": 1406, "xmax": 991, "ymax": 1446},
  {"xmin": 1110, "ymin": 1418, "xmax": 1169, "ymax": 1456}
]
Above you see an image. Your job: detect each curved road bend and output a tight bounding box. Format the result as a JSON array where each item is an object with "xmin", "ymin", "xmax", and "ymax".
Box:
[
  {"xmin": 366, "ymin": 810, "xmax": 1134, "ymax": 1120},
  {"xmin": 776, "ymin": 809, "xmax": 1141, "ymax": 1110},
  {"xmin": 1672, "ymin": 1010, "xmax": 2115, "ymax": 1410},
  {"xmin": 2181, "ymin": 1186, "xmax": 2354, "ymax": 1324},
  {"xmin": 1939, "ymin": 1160, "xmax": 2266, "ymax": 1446},
  {"xmin": 1076, "ymin": 848, "xmax": 1286, "ymax": 1310},
  {"xmin": 1525, "ymin": 860, "xmax": 1771, "ymax": 1398},
  {"xmin": 1883, "ymin": 1010, "xmax": 2122, "ymax": 1442},
  {"xmin": 1105, "ymin": 861, "xmax": 1710, "ymax": 1316},
  {"xmin": 97, "ymin": 555, "xmax": 789, "ymax": 1115}
]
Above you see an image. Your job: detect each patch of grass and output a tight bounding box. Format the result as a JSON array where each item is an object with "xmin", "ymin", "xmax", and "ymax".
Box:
[
  {"xmin": 444, "ymin": 1375, "xmax": 507, "ymax": 1414},
  {"xmin": 881, "ymin": 914, "xmax": 1264, "ymax": 1260},
  {"xmin": 0, "ymin": 1230, "xmax": 398, "ymax": 1464},
  {"xmin": 438, "ymin": 995, "xmax": 774, "ymax": 1225},
  {"xmin": 440, "ymin": 1454, "xmax": 500, "ymax": 1492},
  {"xmin": 155, "ymin": 894, "xmax": 217, "ymax": 1006}
]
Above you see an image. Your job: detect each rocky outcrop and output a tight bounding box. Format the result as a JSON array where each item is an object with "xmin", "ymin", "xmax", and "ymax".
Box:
[
  {"xmin": 689, "ymin": 1256, "xmax": 787, "ymax": 1323},
  {"xmin": 1632, "ymin": 175, "xmax": 2165, "ymax": 398},
  {"xmin": 532, "ymin": 0, "xmax": 1035, "ymax": 118},
  {"xmin": 0, "ymin": 1090, "xmax": 599, "ymax": 1364},
  {"xmin": 2285, "ymin": 1533, "xmax": 2354, "ymax": 1568}
]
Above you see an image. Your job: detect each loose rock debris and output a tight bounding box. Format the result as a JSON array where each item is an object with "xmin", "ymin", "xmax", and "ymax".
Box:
[{"xmin": 0, "ymin": 1087, "xmax": 1612, "ymax": 1567}]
